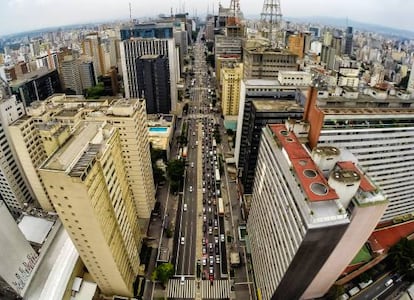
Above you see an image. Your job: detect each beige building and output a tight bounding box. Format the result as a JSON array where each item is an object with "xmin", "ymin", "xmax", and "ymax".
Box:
[
  {"xmin": 39, "ymin": 122, "xmax": 142, "ymax": 297},
  {"xmin": 8, "ymin": 94, "xmax": 155, "ymax": 223},
  {"xmin": 221, "ymin": 63, "xmax": 243, "ymax": 116},
  {"xmin": 243, "ymin": 46, "xmax": 298, "ymax": 79},
  {"xmin": 86, "ymin": 98, "xmax": 155, "ymax": 223}
]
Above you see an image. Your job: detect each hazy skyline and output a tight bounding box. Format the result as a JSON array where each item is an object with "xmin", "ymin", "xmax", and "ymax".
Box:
[{"xmin": 1, "ymin": 0, "xmax": 413, "ymax": 36}]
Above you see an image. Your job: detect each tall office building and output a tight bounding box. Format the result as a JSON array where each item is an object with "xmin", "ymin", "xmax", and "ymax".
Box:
[
  {"xmin": 82, "ymin": 33, "xmax": 105, "ymax": 80},
  {"xmin": 61, "ymin": 56, "xmax": 83, "ymax": 95},
  {"xmin": 9, "ymin": 68, "xmax": 61, "ymax": 106},
  {"xmin": 234, "ymin": 79, "xmax": 307, "ymax": 192},
  {"xmin": 39, "ymin": 121, "xmax": 142, "ymax": 297},
  {"xmin": 288, "ymin": 33, "xmax": 305, "ymax": 59},
  {"xmin": 0, "ymin": 95, "xmax": 34, "ymax": 217},
  {"xmin": 120, "ymin": 38, "xmax": 179, "ymax": 113},
  {"xmin": 136, "ymin": 54, "xmax": 171, "ymax": 114},
  {"xmin": 305, "ymin": 87, "xmax": 414, "ymax": 221},
  {"xmin": 79, "ymin": 60, "xmax": 96, "ymax": 90},
  {"xmin": 221, "ymin": 63, "xmax": 243, "ymax": 116},
  {"xmin": 0, "ymin": 201, "xmax": 38, "ymax": 297},
  {"xmin": 248, "ymin": 123, "xmax": 387, "ymax": 299},
  {"xmin": 344, "ymin": 26, "xmax": 354, "ymax": 56}
]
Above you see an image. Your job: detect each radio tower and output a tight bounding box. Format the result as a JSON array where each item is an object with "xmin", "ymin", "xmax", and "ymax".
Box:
[{"xmin": 260, "ymin": 0, "xmax": 283, "ymax": 48}]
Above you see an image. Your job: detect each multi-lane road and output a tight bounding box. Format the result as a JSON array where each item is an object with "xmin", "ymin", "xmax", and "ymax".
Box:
[{"xmin": 172, "ymin": 28, "xmax": 231, "ymax": 299}]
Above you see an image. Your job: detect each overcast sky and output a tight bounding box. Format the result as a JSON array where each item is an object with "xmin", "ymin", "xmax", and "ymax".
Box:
[{"xmin": 1, "ymin": 0, "xmax": 413, "ymax": 36}]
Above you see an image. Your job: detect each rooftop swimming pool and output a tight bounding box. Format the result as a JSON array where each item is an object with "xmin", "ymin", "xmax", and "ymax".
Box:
[{"xmin": 149, "ymin": 127, "xmax": 168, "ymax": 133}]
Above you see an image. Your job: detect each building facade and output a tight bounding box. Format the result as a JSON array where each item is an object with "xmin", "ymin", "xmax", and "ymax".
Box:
[
  {"xmin": 305, "ymin": 87, "xmax": 414, "ymax": 221},
  {"xmin": 248, "ymin": 123, "xmax": 387, "ymax": 299},
  {"xmin": 120, "ymin": 38, "xmax": 179, "ymax": 113},
  {"xmin": 221, "ymin": 63, "xmax": 243, "ymax": 116},
  {"xmin": 0, "ymin": 95, "xmax": 34, "ymax": 217},
  {"xmin": 243, "ymin": 48, "xmax": 298, "ymax": 79},
  {"xmin": 136, "ymin": 54, "xmax": 171, "ymax": 114},
  {"xmin": 39, "ymin": 122, "xmax": 142, "ymax": 297}
]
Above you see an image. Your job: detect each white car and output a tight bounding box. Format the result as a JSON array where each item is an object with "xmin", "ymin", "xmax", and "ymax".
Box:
[
  {"xmin": 202, "ymin": 258, "xmax": 207, "ymax": 266},
  {"xmin": 180, "ymin": 276, "xmax": 185, "ymax": 285},
  {"xmin": 183, "ymin": 203, "xmax": 187, "ymax": 211},
  {"xmin": 189, "ymin": 186, "xmax": 193, "ymax": 192},
  {"xmin": 181, "ymin": 237, "xmax": 185, "ymax": 245},
  {"xmin": 191, "ymin": 162, "xmax": 194, "ymax": 168},
  {"xmin": 220, "ymin": 234, "xmax": 225, "ymax": 242}
]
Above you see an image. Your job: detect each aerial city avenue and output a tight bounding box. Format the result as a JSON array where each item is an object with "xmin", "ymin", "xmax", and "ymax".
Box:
[{"xmin": 1, "ymin": 0, "xmax": 414, "ymax": 299}]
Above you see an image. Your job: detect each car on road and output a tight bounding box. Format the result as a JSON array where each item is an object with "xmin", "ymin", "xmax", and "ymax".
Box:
[
  {"xmin": 180, "ymin": 276, "xmax": 185, "ymax": 285},
  {"xmin": 215, "ymin": 245, "xmax": 219, "ymax": 255},
  {"xmin": 214, "ymin": 236, "xmax": 219, "ymax": 244},
  {"xmin": 191, "ymin": 162, "xmax": 194, "ymax": 168},
  {"xmin": 183, "ymin": 203, "xmax": 187, "ymax": 211},
  {"xmin": 216, "ymin": 256, "xmax": 220, "ymax": 264},
  {"xmin": 181, "ymin": 237, "xmax": 185, "ymax": 245},
  {"xmin": 208, "ymin": 227, "xmax": 213, "ymax": 235},
  {"xmin": 189, "ymin": 186, "xmax": 193, "ymax": 192},
  {"xmin": 202, "ymin": 258, "xmax": 207, "ymax": 266},
  {"xmin": 209, "ymin": 256, "xmax": 214, "ymax": 266},
  {"xmin": 220, "ymin": 234, "xmax": 225, "ymax": 242}
]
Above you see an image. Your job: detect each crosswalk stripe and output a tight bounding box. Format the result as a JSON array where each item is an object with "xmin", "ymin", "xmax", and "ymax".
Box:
[
  {"xmin": 167, "ymin": 279, "xmax": 196, "ymax": 299},
  {"xmin": 200, "ymin": 280, "xmax": 230, "ymax": 299}
]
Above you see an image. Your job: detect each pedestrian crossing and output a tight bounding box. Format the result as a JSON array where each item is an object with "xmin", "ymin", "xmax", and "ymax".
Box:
[
  {"xmin": 167, "ymin": 278, "xmax": 196, "ymax": 299},
  {"xmin": 201, "ymin": 280, "xmax": 231, "ymax": 299}
]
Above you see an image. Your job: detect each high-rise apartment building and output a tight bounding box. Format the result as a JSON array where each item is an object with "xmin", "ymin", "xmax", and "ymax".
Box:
[
  {"xmin": 0, "ymin": 95, "xmax": 34, "ymax": 216},
  {"xmin": 248, "ymin": 123, "xmax": 387, "ymax": 299},
  {"xmin": 304, "ymin": 87, "xmax": 414, "ymax": 221},
  {"xmin": 221, "ymin": 63, "xmax": 243, "ymax": 116},
  {"xmin": 39, "ymin": 121, "xmax": 142, "ymax": 297},
  {"xmin": 0, "ymin": 201, "xmax": 38, "ymax": 297},
  {"xmin": 10, "ymin": 94, "xmax": 155, "ymax": 223},
  {"xmin": 120, "ymin": 38, "xmax": 179, "ymax": 113},
  {"xmin": 243, "ymin": 47, "xmax": 298, "ymax": 79},
  {"xmin": 86, "ymin": 98, "xmax": 156, "ymax": 223},
  {"xmin": 82, "ymin": 33, "xmax": 105, "ymax": 80},
  {"xmin": 136, "ymin": 54, "xmax": 171, "ymax": 114}
]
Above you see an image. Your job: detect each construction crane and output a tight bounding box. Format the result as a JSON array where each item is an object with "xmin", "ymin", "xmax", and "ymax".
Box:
[{"xmin": 260, "ymin": 0, "xmax": 284, "ymax": 48}]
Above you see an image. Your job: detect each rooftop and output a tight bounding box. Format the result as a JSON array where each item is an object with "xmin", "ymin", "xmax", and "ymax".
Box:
[
  {"xmin": 42, "ymin": 121, "xmax": 107, "ymax": 172},
  {"xmin": 252, "ymin": 99, "xmax": 303, "ymax": 112},
  {"xmin": 18, "ymin": 215, "xmax": 54, "ymax": 245},
  {"xmin": 270, "ymin": 124, "xmax": 338, "ymax": 202}
]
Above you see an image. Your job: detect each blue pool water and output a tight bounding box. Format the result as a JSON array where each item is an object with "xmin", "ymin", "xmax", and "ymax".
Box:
[{"xmin": 149, "ymin": 127, "xmax": 168, "ymax": 133}]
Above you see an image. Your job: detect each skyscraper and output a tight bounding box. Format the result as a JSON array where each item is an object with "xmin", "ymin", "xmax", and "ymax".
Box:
[
  {"xmin": 61, "ymin": 56, "xmax": 83, "ymax": 95},
  {"xmin": 344, "ymin": 26, "xmax": 354, "ymax": 56},
  {"xmin": 247, "ymin": 123, "xmax": 387, "ymax": 299},
  {"xmin": 120, "ymin": 38, "xmax": 179, "ymax": 113},
  {"xmin": 304, "ymin": 87, "xmax": 414, "ymax": 221},
  {"xmin": 0, "ymin": 95, "xmax": 34, "ymax": 217},
  {"xmin": 136, "ymin": 54, "xmax": 171, "ymax": 114},
  {"xmin": 39, "ymin": 122, "xmax": 142, "ymax": 297},
  {"xmin": 221, "ymin": 63, "xmax": 243, "ymax": 116},
  {"xmin": 407, "ymin": 61, "xmax": 414, "ymax": 92},
  {"xmin": 82, "ymin": 33, "xmax": 105, "ymax": 80}
]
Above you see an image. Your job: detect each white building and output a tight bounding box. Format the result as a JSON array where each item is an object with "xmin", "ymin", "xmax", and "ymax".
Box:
[{"xmin": 247, "ymin": 123, "xmax": 387, "ymax": 299}]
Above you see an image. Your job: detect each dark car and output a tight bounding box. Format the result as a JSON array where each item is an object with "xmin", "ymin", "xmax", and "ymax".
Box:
[
  {"xmin": 203, "ymin": 224, "xmax": 207, "ymax": 233},
  {"xmin": 209, "ymin": 219, "xmax": 213, "ymax": 226}
]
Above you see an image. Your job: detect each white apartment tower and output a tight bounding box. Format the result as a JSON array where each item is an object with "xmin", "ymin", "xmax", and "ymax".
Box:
[
  {"xmin": 0, "ymin": 95, "xmax": 34, "ymax": 216},
  {"xmin": 247, "ymin": 123, "xmax": 387, "ymax": 299}
]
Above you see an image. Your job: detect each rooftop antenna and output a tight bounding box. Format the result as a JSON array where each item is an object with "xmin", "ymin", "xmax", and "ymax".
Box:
[
  {"xmin": 129, "ymin": 2, "xmax": 132, "ymax": 24},
  {"xmin": 260, "ymin": 0, "xmax": 283, "ymax": 48}
]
